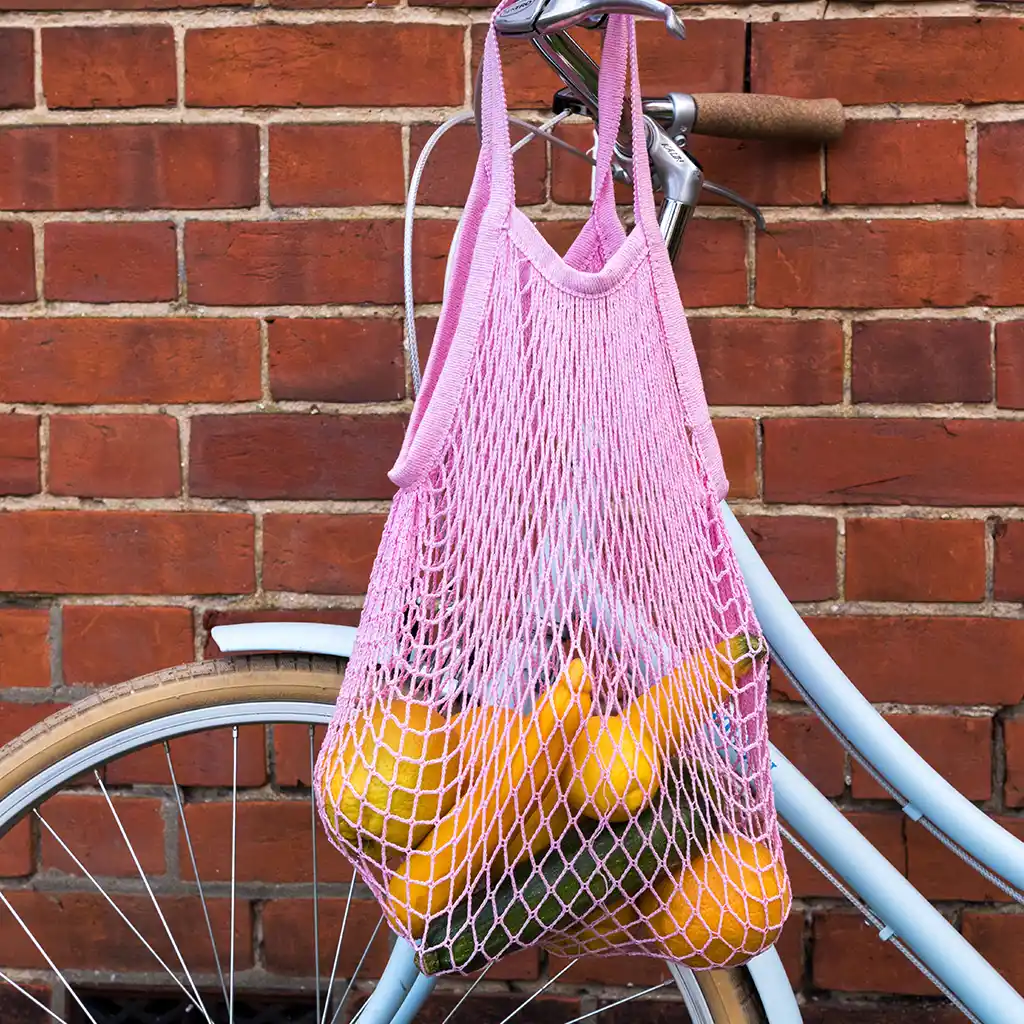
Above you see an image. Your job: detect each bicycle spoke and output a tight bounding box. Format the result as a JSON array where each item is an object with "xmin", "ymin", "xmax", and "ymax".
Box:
[
  {"xmin": 438, "ymin": 961, "xmax": 493, "ymax": 1024},
  {"xmin": 310, "ymin": 726, "xmax": 322, "ymax": 1024},
  {"xmin": 0, "ymin": 890, "xmax": 99, "ymax": 1024},
  {"xmin": 229, "ymin": 725, "xmax": 238, "ymax": 1024},
  {"xmin": 564, "ymin": 980, "xmax": 673, "ymax": 1023},
  {"xmin": 0, "ymin": 966, "xmax": 71, "ymax": 1024},
  {"xmin": 165, "ymin": 741, "xmax": 230, "ymax": 1008},
  {"xmin": 34, "ymin": 810, "xmax": 209, "ymax": 1017},
  {"xmin": 496, "ymin": 959, "xmax": 578, "ymax": 1024},
  {"xmin": 321, "ymin": 872, "xmax": 358, "ymax": 1024},
  {"xmin": 94, "ymin": 772, "xmax": 213, "ymax": 1024},
  {"xmin": 329, "ymin": 914, "xmax": 384, "ymax": 1024}
]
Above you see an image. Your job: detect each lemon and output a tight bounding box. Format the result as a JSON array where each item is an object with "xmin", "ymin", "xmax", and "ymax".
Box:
[
  {"xmin": 639, "ymin": 834, "xmax": 790, "ymax": 968},
  {"xmin": 321, "ymin": 697, "xmax": 459, "ymax": 853},
  {"xmin": 561, "ymin": 714, "xmax": 659, "ymax": 822}
]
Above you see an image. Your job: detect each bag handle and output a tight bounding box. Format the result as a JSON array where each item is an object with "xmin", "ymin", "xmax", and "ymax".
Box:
[{"xmin": 479, "ymin": 9, "xmax": 657, "ymax": 233}]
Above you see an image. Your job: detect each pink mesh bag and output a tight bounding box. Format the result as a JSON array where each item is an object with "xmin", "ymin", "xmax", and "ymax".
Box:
[{"xmin": 315, "ymin": 10, "xmax": 790, "ymax": 976}]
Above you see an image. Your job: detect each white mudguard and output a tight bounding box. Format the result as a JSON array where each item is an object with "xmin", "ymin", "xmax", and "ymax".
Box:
[{"xmin": 210, "ymin": 622, "xmax": 358, "ymax": 660}]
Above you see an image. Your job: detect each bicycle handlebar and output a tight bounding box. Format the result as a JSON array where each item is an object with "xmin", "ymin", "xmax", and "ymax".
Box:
[{"xmin": 690, "ymin": 93, "xmax": 845, "ymax": 142}]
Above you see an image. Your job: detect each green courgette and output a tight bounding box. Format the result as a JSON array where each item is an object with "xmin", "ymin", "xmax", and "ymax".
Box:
[{"xmin": 418, "ymin": 775, "xmax": 709, "ymax": 975}]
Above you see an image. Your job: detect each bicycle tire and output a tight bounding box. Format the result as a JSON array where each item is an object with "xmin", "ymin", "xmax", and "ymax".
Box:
[{"xmin": 0, "ymin": 655, "xmax": 767, "ymax": 1024}]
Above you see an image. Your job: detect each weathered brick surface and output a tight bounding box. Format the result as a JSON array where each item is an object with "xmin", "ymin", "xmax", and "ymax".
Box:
[{"xmin": 0, "ymin": 5, "xmax": 1019, "ymax": 1019}]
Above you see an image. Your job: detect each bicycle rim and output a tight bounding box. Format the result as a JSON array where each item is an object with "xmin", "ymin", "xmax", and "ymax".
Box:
[{"xmin": 0, "ymin": 655, "xmax": 765, "ymax": 1024}]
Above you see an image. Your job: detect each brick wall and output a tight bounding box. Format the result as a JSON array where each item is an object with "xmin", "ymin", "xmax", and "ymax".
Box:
[{"xmin": 0, "ymin": 0, "xmax": 1022, "ymax": 1019}]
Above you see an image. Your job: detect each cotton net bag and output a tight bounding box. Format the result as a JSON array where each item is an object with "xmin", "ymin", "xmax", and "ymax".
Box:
[{"xmin": 315, "ymin": 9, "xmax": 790, "ymax": 976}]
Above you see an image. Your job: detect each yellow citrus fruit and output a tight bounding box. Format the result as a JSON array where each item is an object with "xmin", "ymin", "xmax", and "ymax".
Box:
[
  {"xmin": 562, "ymin": 714, "xmax": 659, "ymax": 822},
  {"xmin": 321, "ymin": 697, "xmax": 459, "ymax": 852},
  {"xmin": 639, "ymin": 834, "xmax": 791, "ymax": 968}
]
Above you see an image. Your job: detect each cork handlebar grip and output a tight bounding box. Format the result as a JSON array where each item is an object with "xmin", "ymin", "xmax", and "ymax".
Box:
[{"xmin": 691, "ymin": 94, "xmax": 845, "ymax": 142}]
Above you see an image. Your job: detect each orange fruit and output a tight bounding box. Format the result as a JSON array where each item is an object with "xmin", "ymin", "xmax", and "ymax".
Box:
[{"xmin": 638, "ymin": 834, "xmax": 790, "ymax": 968}]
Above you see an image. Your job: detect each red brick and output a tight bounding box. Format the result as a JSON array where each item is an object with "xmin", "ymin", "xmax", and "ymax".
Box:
[
  {"xmin": 978, "ymin": 123, "xmax": 1024, "ymax": 207},
  {"xmin": 805, "ymin": 616, "xmax": 1024, "ymax": 706},
  {"xmin": 0, "ymin": 511, "xmax": 255, "ymax": 595},
  {"xmin": 994, "ymin": 521, "xmax": 1024, "ymax": 602},
  {"xmin": 961, "ymin": 912, "xmax": 1024, "ymax": 992},
  {"xmin": 411, "ymin": 122, "xmax": 545, "ymax": 207},
  {"xmin": 49, "ymin": 414, "xmax": 180, "ymax": 498},
  {"xmin": 62, "ymin": 605, "xmax": 193, "ymax": 686},
  {"xmin": 690, "ymin": 319, "xmax": 843, "ymax": 406},
  {"xmin": 472, "ymin": 20, "xmax": 743, "ymax": 109},
  {"xmin": 713, "ymin": 418, "xmax": 756, "ymax": 499},
  {"xmin": 788, "ymin": 813, "xmax": 905, "ymax": 900},
  {"xmin": 752, "ymin": 19, "xmax": 1024, "ymax": 104},
  {"xmin": 186, "ymin": 219, "xmax": 453, "ymax": 306},
  {"xmin": 203, "ymin": 607, "xmax": 359, "ymax": 661},
  {"xmin": 0, "ymin": 414, "xmax": 39, "ymax": 495},
  {"xmin": 45, "ymin": 221, "xmax": 177, "ymax": 302},
  {"xmin": 0, "ymin": 608, "xmax": 50, "ymax": 688},
  {"xmin": 678, "ymin": 137, "xmax": 825, "ymax": 209},
  {"xmin": 764, "ymin": 419, "xmax": 1024, "ymax": 506},
  {"xmin": 269, "ymin": 318, "xmax": 405, "ymax": 403},
  {"xmin": 0, "ymin": 319, "xmax": 260, "ymax": 404},
  {"xmin": 274, "ymin": 720, "xmax": 328, "ymax": 786},
  {"xmin": 548, "ymin": 951, "xmax": 669, "ymax": 987},
  {"xmin": 0, "ymin": 892, "xmax": 250, "ymax": 972},
  {"xmin": 0, "ymin": 125, "xmax": 258, "ymax": 211},
  {"xmin": 187, "ymin": 25, "xmax": 464, "ymax": 107},
  {"xmin": 907, "ymin": 815, "xmax": 1024, "ymax": 902},
  {"xmin": 190, "ymin": 414, "xmax": 405, "ymax": 500},
  {"xmin": 741, "ymin": 516, "xmax": 837, "ymax": 602},
  {"xmin": 828, "ymin": 121, "xmax": 967, "ymax": 205},
  {"xmin": 996, "ymin": 322, "xmax": 1024, "ymax": 409},
  {"xmin": 262, "ymin": 898, "xmax": 389, "ymax": 977},
  {"xmin": 106, "ymin": 725, "xmax": 266, "ymax": 787},
  {"xmin": 0, "ymin": 30, "xmax": 33, "ymax": 109},
  {"xmin": 812, "ymin": 911, "xmax": 941, "ymax": 996},
  {"xmin": 39, "ymin": 794, "xmax": 165, "ymax": 876},
  {"xmin": 757, "ymin": 220, "xmax": 1024, "ymax": 309},
  {"xmin": 851, "ymin": 714, "xmax": 992, "ymax": 801},
  {"xmin": 270, "ymin": 124, "xmax": 403, "ymax": 207},
  {"xmin": 3, "ymin": 0, "xmax": 246, "ymax": 9},
  {"xmin": 263, "ymin": 514, "xmax": 386, "ymax": 594},
  {"xmin": 0, "ymin": 221, "xmax": 35, "ymax": 301},
  {"xmin": 0, "ymin": 820, "xmax": 33, "ymax": 878},
  {"xmin": 0, "ymin": 702, "xmax": 67, "ymax": 748},
  {"xmin": 1003, "ymin": 717, "xmax": 1024, "ymax": 807},
  {"xmin": 182, "ymin": 800, "xmax": 352, "ymax": 884},
  {"xmin": 852, "ymin": 320, "xmax": 992, "ymax": 404},
  {"xmin": 769, "ymin": 711, "xmax": 844, "ymax": 797},
  {"xmin": 845, "ymin": 518, "xmax": 986, "ymax": 602},
  {"xmin": 271, "ymin": 0, "xmax": 395, "ymax": 9},
  {"xmin": 802, "ymin": 1003, "xmax": 962, "ymax": 1024},
  {"xmin": 43, "ymin": 26, "xmax": 175, "ymax": 109}
]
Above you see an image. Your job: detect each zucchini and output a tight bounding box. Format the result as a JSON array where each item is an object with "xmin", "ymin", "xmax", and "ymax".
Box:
[{"xmin": 418, "ymin": 774, "xmax": 709, "ymax": 975}]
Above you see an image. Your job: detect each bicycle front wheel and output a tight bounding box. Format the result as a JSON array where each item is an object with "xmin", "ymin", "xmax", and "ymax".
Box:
[{"xmin": 0, "ymin": 655, "xmax": 767, "ymax": 1024}]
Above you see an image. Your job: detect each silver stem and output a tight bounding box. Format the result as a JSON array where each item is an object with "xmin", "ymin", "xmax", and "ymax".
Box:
[
  {"xmin": 164, "ymin": 741, "xmax": 230, "ymax": 1008},
  {"xmin": 95, "ymin": 771, "xmax": 213, "ymax": 1024}
]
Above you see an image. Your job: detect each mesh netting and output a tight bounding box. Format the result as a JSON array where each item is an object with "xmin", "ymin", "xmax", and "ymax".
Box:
[{"xmin": 314, "ymin": 11, "xmax": 789, "ymax": 977}]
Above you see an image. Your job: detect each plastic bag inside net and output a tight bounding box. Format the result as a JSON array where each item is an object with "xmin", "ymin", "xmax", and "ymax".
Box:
[{"xmin": 314, "ymin": 12, "xmax": 789, "ymax": 978}]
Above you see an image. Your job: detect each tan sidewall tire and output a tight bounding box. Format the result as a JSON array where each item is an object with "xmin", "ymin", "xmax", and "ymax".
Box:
[{"xmin": 0, "ymin": 655, "xmax": 766, "ymax": 1024}]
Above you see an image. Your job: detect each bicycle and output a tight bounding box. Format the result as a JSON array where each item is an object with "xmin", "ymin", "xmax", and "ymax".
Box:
[{"xmin": 1, "ymin": 2, "xmax": 1022, "ymax": 1023}]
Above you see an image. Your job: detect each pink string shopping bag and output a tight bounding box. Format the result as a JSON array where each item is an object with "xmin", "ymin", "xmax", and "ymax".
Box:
[{"xmin": 315, "ymin": 10, "xmax": 790, "ymax": 976}]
